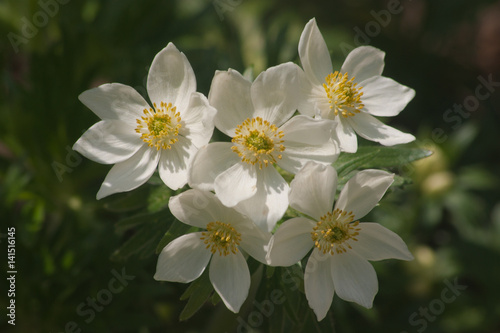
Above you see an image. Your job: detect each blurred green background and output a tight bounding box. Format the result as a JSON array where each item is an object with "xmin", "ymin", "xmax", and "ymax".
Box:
[{"xmin": 1, "ymin": 0, "xmax": 500, "ymax": 332}]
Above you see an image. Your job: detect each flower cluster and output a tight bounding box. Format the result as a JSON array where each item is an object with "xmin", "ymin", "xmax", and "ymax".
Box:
[{"xmin": 75, "ymin": 18, "xmax": 414, "ymax": 320}]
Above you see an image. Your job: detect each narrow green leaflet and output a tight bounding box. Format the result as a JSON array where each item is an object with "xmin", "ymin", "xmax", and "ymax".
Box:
[
  {"xmin": 115, "ymin": 210, "xmax": 166, "ymax": 234},
  {"xmin": 147, "ymin": 185, "xmax": 173, "ymax": 212},
  {"xmin": 333, "ymin": 146, "xmax": 432, "ymax": 186},
  {"xmin": 103, "ymin": 186, "xmax": 150, "ymax": 212},
  {"xmin": 111, "ymin": 184, "xmax": 175, "ymax": 261},
  {"xmin": 112, "ymin": 207, "xmax": 172, "ymax": 261},
  {"xmin": 359, "ymin": 146, "xmax": 432, "ymax": 168},
  {"xmin": 333, "ymin": 148, "xmax": 380, "ymax": 177},
  {"xmin": 155, "ymin": 219, "xmax": 194, "ymax": 254},
  {"xmin": 179, "ymin": 270, "xmax": 214, "ymax": 321},
  {"xmin": 333, "ymin": 146, "xmax": 432, "ymax": 175}
]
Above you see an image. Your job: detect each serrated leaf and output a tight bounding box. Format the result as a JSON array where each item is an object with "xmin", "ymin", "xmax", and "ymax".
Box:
[
  {"xmin": 156, "ymin": 219, "xmax": 194, "ymax": 254},
  {"xmin": 179, "ymin": 271, "xmax": 214, "ymax": 321}
]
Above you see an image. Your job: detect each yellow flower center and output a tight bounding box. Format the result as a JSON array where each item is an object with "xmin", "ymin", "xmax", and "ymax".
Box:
[
  {"xmin": 135, "ymin": 101, "xmax": 182, "ymax": 150},
  {"xmin": 231, "ymin": 117, "xmax": 285, "ymax": 169},
  {"xmin": 311, "ymin": 209, "xmax": 361, "ymax": 255},
  {"xmin": 323, "ymin": 71, "xmax": 364, "ymax": 118},
  {"xmin": 201, "ymin": 221, "xmax": 242, "ymax": 256}
]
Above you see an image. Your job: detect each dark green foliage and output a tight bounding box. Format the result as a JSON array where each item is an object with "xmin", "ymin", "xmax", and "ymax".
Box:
[{"xmin": 1, "ymin": 0, "xmax": 499, "ymax": 332}]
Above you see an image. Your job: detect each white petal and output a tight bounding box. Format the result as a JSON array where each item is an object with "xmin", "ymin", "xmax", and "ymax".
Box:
[
  {"xmin": 304, "ymin": 249, "xmax": 335, "ymax": 321},
  {"xmin": 209, "ymin": 69, "xmax": 253, "ymax": 137},
  {"xmin": 340, "ymin": 46, "xmax": 385, "ymax": 84},
  {"xmin": 296, "ymin": 71, "xmax": 322, "ymax": 117},
  {"xmin": 96, "ymin": 145, "xmax": 159, "ymax": 199},
  {"xmin": 251, "ymin": 62, "xmax": 301, "ymax": 126},
  {"xmin": 335, "ymin": 118, "xmax": 358, "ymax": 153},
  {"xmin": 154, "ymin": 232, "xmax": 211, "ymax": 283},
  {"xmin": 233, "ymin": 167, "xmax": 289, "ymax": 232},
  {"xmin": 79, "ymin": 83, "xmax": 149, "ymax": 123},
  {"xmin": 280, "ymin": 115, "xmax": 333, "ymax": 145},
  {"xmin": 335, "ymin": 169, "xmax": 394, "ymax": 220},
  {"xmin": 237, "ymin": 222, "xmax": 272, "ymax": 265},
  {"xmin": 169, "ymin": 189, "xmax": 247, "ymax": 229},
  {"xmin": 289, "ymin": 162, "xmax": 337, "ymax": 220},
  {"xmin": 188, "ymin": 142, "xmax": 240, "ymax": 191},
  {"xmin": 147, "ymin": 43, "xmax": 196, "ymax": 111},
  {"xmin": 347, "ymin": 112, "xmax": 415, "ymax": 146},
  {"xmin": 298, "ymin": 18, "xmax": 333, "ymax": 86},
  {"xmin": 330, "ymin": 251, "xmax": 378, "ymax": 308},
  {"xmin": 158, "ymin": 136, "xmax": 197, "ymax": 190},
  {"xmin": 349, "ymin": 223, "xmax": 413, "ymax": 261},
  {"xmin": 215, "ymin": 162, "xmax": 258, "ymax": 208},
  {"xmin": 278, "ymin": 116, "xmax": 339, "ymax": 174},
  {"xmin": 73, "ymin": 120, "xmax": 142, "ymax": 164},
  {"xmin": 179, "ymin": 92, "xmax": 217, "ymax": 148},
  {"xmin": 209, "ymin": 251, "xmax": 250, "ymax": 313},
  {"xmin": 361, "ymin": 76, "xmax": 415, "ymax": 117},
  {"xmin": 267, "ymin": 217, "xmax": 315, "ymax": 266}
]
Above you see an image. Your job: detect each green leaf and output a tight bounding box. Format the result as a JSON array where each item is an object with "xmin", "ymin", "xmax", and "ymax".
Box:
[
  {"xmin": 155, "ymin": 219, "xmax": 194, "ymax": 254},
  {"xmin": 111, "ymin": 213, "xmax": 169, "ymax": 261},
  {"xmin": 210, "ymin": 290, "xmax": 222, "ymax": 305},
  {"xmin": 360, "ymin": 146, "xmax": 432, "ymax": 168},
  {"xmin": 333, "ymin": 146, "xmax": 432, "ymax": 187},
  {"xmin": 147, "ymin": 185, "xmax": 173, "ymax": 212},
  {"xmin": 179, "ymin": 271, "xmax": 214, "ymax": 321},
  {"xmin": 334, "ymin": 146, "xmax": 431, "ymax": 175},
  {"xmin": 103, "ymin": 185, "xmax": 150, "ymax": 212},
  {"xmin": 147, "ymin": 172, "xmax": 164, "ymax": 186},
  {"xmin": 333, "ymin": 148, "xmax": 380, "ymax": 177},
  {"xmin": 115, "ymin": 210, "xmax": 166, "ymax": 234},
  {"xmin": 266, "ymin": 265, "xmax": 275, "ymax": 279}
]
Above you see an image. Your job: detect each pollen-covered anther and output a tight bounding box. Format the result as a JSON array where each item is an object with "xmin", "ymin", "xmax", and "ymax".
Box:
[
  {"xmin": 311, "ymin": 209, "xmax": 361, "ymax": 255},
  {"xmin": 135, "ymin": 101, "xmax": 182, "ymax": 150},
  {"xmin": 231, "ymin": 117, "xmax": 285, "ymax": 169},
  {"xmin": 200, "ymin": 221, "xmax": 242, "ymax": 256},
  {"xmin": 323, "ymin": 71, "xmax": 364, "ymax": 118}
]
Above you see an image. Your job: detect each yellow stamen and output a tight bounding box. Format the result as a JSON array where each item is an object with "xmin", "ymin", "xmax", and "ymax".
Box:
[
  {"xmin": 311, "ymin": 209, "xmax": 361, "ymax": 255},
  {"xmin": 135, "ymin": 101, "xmax": 182, "ymax": 150},
  {"xmin": 200, "ymin": 221, "xmax": 242, "ymax": 256},
  {"xmin": 231, "ymin": 117, "xmax": 285, "ymax": 169},
  {"xmin": 323, "ymin": 71, "xmax": 364, "ymax": 118}
]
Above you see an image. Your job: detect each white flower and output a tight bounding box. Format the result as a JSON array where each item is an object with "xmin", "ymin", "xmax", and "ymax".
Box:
[
  {"xmin": 154, "ymin": 189, "xmax": 270, "ymax": 313},
  {"xmin": 73, "ymin": 43, "xmax": 217, "ymax": 199},
  {"xmin": 189, "ymin": 62, "xmax": 339, "ymax": 232},
  {"xmin": 297, "ymin": 18, "xmax": 416, "ymax": 153},
  {"xmin": 267, "ymin": 162, "xmax": 413, "ymax": 320}
]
